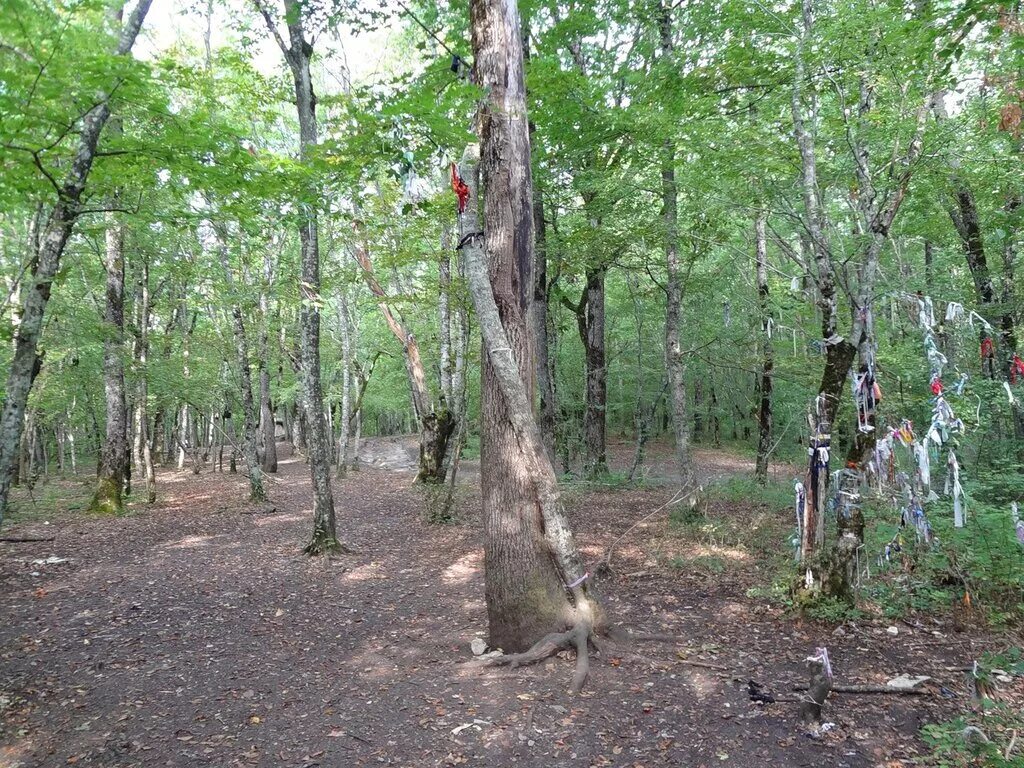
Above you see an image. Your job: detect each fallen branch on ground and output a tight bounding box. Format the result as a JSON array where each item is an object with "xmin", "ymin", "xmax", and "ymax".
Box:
[
  {"xmin": 0, "ymin": 535, "xmax": 56, "ymax": 543},
  {"xmin": 793, "ymin": 683, "xmax": 931, "ymax": 695},
  {"xmin": 676, "ymin": 658, "xmax": 728, "ymax": 671}
]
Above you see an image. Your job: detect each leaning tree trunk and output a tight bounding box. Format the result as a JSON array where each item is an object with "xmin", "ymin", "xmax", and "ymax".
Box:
[
  {"xmin": 754, "ymin": 213, "xmax": 773, "ymax": 484},
  {"xmin": 439, "ymin": 229, "xmax": 454, "ymax": 403},
  {"xmin": 351, "ymin": 234, "xmax": 455, "ymax": 484},
  {"xmin": 90, "ymin": 200, "xmax": 129, "ymax": 514},
  {"xmin": 0, "ymin": 0, "xmax": 153, "ymax": 529},
  {"xmin": 258, "ymin": 0, "xmax": 342, "ymax": 553},
  {"xmin": 468, "ymin": 0, "xmax": 601, "ymax": 666}
]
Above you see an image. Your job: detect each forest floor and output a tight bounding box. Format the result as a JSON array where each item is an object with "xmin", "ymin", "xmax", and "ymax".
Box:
[{"xmin": 0, "ymin": 439, "xmax": 1020, "ymax": 768}]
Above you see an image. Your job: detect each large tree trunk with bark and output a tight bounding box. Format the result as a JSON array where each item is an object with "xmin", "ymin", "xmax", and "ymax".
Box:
[
  {"xmin": 258, "ymin": 0, "xmax": 342, "ymax": 553},
  {"xmin": 0, "ymin": 0, "xmax": 153, "ymax": 529},
  {"xmin": 468, "ymin": 0, "xmax": 601, "ymax": 671}
]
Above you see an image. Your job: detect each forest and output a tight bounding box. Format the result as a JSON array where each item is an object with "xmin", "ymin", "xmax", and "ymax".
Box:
[{"xmin": 1, "ymin": 0, "xmax": 1023, "ymax": 765}]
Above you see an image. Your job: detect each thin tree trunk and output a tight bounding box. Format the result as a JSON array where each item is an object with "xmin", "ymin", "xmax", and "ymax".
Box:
[
  {"xmin": 258, "ymin": 249, "xmax": 277, "ymax": 472},
  {"xmin": 337, "ymin": 291, "xmax": 352, "ymax": 476},
  {"xmin": 57, "ymin": 426, "xmax": 66, "ymax": 474},
  {"xmin": 133, "ymin": 260, "xmax": 156, "ymax": 502},
  {"xmin": 176, "ymin": 405, "xmax": 188, "ymax": 470},
  {"xmin": 0, "ymin": 0, "xmax": 153, "ymax": 528},
  {"xmin": 581, "ymin": 269, "xmax": 607, "ymax": 476},
  {"xmin": 257, "ymin": 0, "xmax": 342, "ymax": 554},
  {"xmin": 91, "ymin": 181, "xmax": 129, "ymax": 514},
  {"xmin": 439, "ymin": 228, "xmax": 453, "ymax": 403},
  {"xmin": 524, "ymin": 29, "xmax": 557, "ymax": 463},
  {"xmin": 658, "ymin": 2, "xmax": 691, "ymax": 480},
  {"xmin": 949, "ymin": 185, "xmax": 1024, "ymax": 437},
  {"xmin": 217, "ymin": 232, "xmax": 267, "ymax": 502},
  {"xmin": 754, "ymin": 213, "xmax": 773, "ymax": 483}
]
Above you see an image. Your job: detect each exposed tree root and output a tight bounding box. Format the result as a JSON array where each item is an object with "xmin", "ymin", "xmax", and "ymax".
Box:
[
  {"xmin": 470, "ymin": 621, "xmax": 698, "ymax": 694},
  {"xmin": 473, "ymin": 620, "xmax": 595, "ymax": 695},
  {"xmin": 302, "ymin": 536, "xmax": 353, "ymax": 557}
]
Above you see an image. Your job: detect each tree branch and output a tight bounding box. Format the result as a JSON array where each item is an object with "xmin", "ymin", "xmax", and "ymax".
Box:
[{"xmin": 252, "ymin": 0, "xmax": 292, "ymax": 62}]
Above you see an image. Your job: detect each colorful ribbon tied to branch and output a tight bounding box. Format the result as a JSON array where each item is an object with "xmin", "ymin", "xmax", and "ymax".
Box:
[
  {"xmin": 1011, "ymin": 354, "xmax": 1024, "ymax": 384},
  {"xmin": 945, "ymin": 452, "xmax": 965, "ymax": 528},
  {"xmin": 450, "ymin": 163, "xmax": 470, "ymax": 214}
]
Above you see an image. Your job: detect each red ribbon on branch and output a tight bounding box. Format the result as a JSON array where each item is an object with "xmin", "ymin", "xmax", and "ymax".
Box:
[
  {"xmin": 451, "ymin": 163, "xmax": 469, "ymax": 214},
  {"xmin": 981, "ymin": 336, "xmax": 994, "ymax": 360},
  {"xmin": 1011, "ymin": 354, "xmax": 1024, "ymax": 384}
]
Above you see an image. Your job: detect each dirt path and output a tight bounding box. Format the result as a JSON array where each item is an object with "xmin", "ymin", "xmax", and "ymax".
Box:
[
  {"xmin": 356, "ymin": 433, "xmax": 798, "ymax": 486},
  {"xmin": 0, "ymin": 445, "xmax": 1003, "ymax": 767}
]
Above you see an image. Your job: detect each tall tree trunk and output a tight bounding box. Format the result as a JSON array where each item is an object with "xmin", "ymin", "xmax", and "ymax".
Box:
[
  {"xmin": 90, "ymin": 196, "xmax": 129, "ymax": 514},
  {"xmin": 337, "ymin": 291, "xmax": 352, "ymax": 476},
  {"xmin": 754, "ymin": 213, "xmax": 773, "ymax": 483},
  {"xmin": 0, "ymin": 0, "xmax": 153, "ymax": 528},
  {"xmin": 217, "ymin": 233, "xmax": 267, "ymax": 502},
  {"xmin": 439, "ymin": 229, "xmax": 454, "ymax": 403},
  {"xmin": 524, "ymin": 26, "xmax": 557, "ymax": 463},
  {"xmin": 176, "ymin": 405, "xmax": 188, "ymax": 470},
  {"xmin": 562, "ymin": 275, "xmax": 607, "ymax": 478},
  {"xmin": 658, "ymin": 1, "xmax": 691, "ymax": 480},
  {"xmin": 132, "ymin": 259, "xmax": 156, "ymax": 502},
  {"xmin": 258, "ymin": 249, "xmax": 277, "ymax": 472},
  {"xmin": 949, "ymin": 184, "xmax": 1024, "ymax": 437},
  {"xmin": 468, "ymin": 0, "xmax": 600, "ymax": 662},
  {"xmin": 580, "ymin": 268, "xmax": 607, "ymax": 476},
  {"xmin": 257, "ymin": 0, "xmax": 342, "ymax": 553}
]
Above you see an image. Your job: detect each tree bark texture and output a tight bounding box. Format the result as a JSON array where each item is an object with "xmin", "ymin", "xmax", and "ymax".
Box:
[{"xmin": 468, "ymin": 0, "xmax": 600, "ymax": 655}]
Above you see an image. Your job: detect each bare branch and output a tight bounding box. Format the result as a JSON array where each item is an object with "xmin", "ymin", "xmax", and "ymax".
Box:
[{"xmin": 252, "ymin": 0, "xmax": 292, "ymax": 62}]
